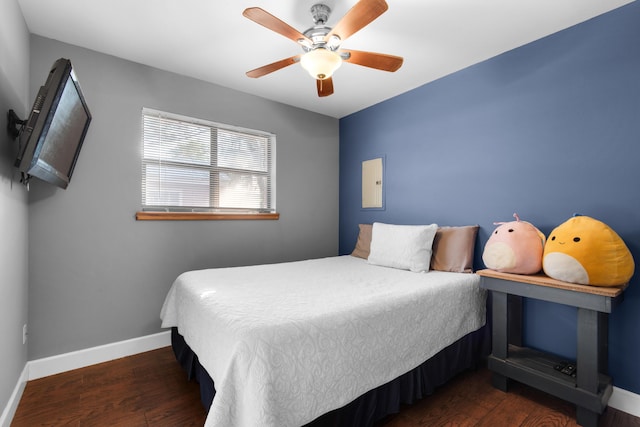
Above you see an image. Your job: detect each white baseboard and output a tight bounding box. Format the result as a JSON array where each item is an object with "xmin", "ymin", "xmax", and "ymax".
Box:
[
  {"xmin": 0, "ymin": 364, "xmax": 28, "ymax": 427},
  {"xmin": 28, "ymin": 330, "xmax": 171, "ymax": 380},
  {"xmin": 610, "ymin": 386, "xmax": 640, "ymax": 418}
]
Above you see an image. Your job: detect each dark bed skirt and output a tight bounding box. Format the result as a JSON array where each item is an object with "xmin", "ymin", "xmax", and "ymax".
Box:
[{"xmin": 171, "ymin": 325, "xmax": 490, "ymax": 427}]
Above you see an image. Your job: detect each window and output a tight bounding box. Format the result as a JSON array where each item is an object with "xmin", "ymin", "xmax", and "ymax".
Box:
[{"xmin": 140, "ymin": 109, "xmax": 276, "ymax": 216}]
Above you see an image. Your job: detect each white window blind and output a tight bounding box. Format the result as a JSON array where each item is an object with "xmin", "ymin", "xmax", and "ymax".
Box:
[{"xmin": 141, "ymin": 108, "xmax": 275, "ymax": 213}]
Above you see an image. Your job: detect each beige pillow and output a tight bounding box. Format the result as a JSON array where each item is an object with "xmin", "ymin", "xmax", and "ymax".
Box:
[
  {"xmin": 351, "ymin": 224, "xmax": 373, "ymax": 259},
  {"xmin": 430, "ymin": 225, "xmax": 479, "ymax": 273}
]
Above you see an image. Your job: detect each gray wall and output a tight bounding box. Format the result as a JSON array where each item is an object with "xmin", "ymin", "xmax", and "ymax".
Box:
[
  {"xmin": 0, "ymin": 0, "xmax": 30, "ymax": 412},
  {"xmin": 27, "ymin": 36, "xmax": 340, "ymax": 359}
]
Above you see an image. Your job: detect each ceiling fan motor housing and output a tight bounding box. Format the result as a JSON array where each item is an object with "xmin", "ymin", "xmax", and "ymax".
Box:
[
  {"xmin": 302, "ymin": 4, "xmax": 339, "ymax": 52},
  {"xmin": 310, "ymin": 4, "xmax": 331, "ymax": 25}
]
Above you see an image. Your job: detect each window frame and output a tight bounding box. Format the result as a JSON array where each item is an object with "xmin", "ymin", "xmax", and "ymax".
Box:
[{"xmin": 137, "ymin": 108, "xmax": 278, "ymax": 221}]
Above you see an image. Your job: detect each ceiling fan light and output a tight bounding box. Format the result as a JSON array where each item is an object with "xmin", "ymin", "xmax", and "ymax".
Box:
[
  {"xmin": 327, "ymin": 35, "xmax": 342, "ymax": 49},
  {"xmin": 300, "ymin": 48, "xmax": 342, "ymax": 80}
]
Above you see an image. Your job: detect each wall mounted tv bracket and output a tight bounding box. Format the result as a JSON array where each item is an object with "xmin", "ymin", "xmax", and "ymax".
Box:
[
  {"xmin": 7, "ymin": 109, "xmax": 31, "ymax": 187},
  {"xmin": 7, "ymin": 109, "xmax": 26, "ymax": 139}
]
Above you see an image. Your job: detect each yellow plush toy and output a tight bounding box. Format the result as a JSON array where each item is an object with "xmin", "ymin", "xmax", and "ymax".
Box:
[{"xmin": 543, "ymin": 215, "xmax": 634, "ymax": 287}]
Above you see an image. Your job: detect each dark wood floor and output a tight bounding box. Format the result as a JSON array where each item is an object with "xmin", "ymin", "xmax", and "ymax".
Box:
[{"xmin": 12, "ymin": 347, "xmax": 640, "ymax": 426}]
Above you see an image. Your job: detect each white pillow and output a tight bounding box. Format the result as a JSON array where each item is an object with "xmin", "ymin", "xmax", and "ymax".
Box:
[{"xmin": 368, "ymin": 222, "xmax": 438, "ymax": 272}]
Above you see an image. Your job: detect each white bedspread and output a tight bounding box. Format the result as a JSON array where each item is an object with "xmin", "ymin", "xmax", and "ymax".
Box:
[{"xmin": 160, "ymin": 255, "xmax": 486, "ymax": 427}]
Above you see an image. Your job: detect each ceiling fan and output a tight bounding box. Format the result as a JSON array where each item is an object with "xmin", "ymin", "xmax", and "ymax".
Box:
[{"xmin": 243, "ymin": 0, "xmax": 404, "ymax": 97}]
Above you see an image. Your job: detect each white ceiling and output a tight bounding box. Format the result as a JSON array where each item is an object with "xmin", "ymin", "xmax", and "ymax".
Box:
[{"xmin": 17, "ymin": 0, "xmax": 634, "ymax": 118}]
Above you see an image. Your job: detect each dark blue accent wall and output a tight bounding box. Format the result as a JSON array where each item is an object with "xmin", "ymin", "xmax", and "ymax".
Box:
[{"xmin": 339, "ymin": 2, "xmax": 640, "ymax": 394}]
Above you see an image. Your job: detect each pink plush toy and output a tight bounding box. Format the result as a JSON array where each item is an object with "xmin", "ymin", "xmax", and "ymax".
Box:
[{"xmin": 482, "ymin": 213, "xmax": 546, "ymax": 274}]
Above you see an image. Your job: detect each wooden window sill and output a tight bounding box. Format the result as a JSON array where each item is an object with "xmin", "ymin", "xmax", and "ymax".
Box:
[{"xmin": 136, "ymin": 212, "xmax": 280, "ymax": 221}]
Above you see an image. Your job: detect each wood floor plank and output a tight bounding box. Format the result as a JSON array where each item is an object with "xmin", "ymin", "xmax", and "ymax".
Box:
[
  {"xmin": 17, "ymin": 370, "xmax": 84, "ymax": 405},
  {"xmin": 12, "ymin": 395, "xmax": 81, "ymax": 427},
  {"xmin": 11, "ymin": 347, "xmax": 640, "ymax": 427}
]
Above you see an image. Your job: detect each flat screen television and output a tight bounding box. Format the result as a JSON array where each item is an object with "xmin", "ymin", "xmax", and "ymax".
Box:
[{"xmin": 14, "ymin": 58, "xmax": 91, "ymax": 189}]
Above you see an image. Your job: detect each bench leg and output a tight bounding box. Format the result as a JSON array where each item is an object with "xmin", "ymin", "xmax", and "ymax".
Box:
[{"xmin": 576, "ymin": 406, "xmax": 599, "ymax": 427}]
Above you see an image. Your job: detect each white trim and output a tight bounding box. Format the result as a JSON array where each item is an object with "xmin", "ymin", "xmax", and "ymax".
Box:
[
  {"xmin": 609, "ymin": 386, "xmax": 640, "ymax": 418},
  {"xmin": 28, "ymin": 330, "xmax": 171, "ymax": 380},
  {"xmin": 0, "ymin": 363, "xmax": 28, "ymax": 427}
]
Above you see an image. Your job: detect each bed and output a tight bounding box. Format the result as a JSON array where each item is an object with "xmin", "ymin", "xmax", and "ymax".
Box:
[{"xmin": 160, "ymin": 221, "xmax": 489, "ymax": 426}]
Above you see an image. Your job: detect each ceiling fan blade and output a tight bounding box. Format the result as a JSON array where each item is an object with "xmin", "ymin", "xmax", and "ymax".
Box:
[
  {"xmin": 243, "ymin": 7, "xmax": 311, "ymax": 45},
  {"xmin": 326, "ymin": 0, "xmax": 388, "ymax": 42},
  {"xmin": 342, "ymin": 49, "xmax": 403, "ymax": 72},
  {"xmin": 246, "ymin": 55, "xmax": 300, "ymax": 78},
  {"xmin": 317, "ymin": 77, "xmax": 334, "ymax": 97}
]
